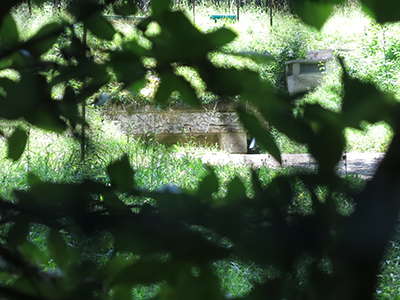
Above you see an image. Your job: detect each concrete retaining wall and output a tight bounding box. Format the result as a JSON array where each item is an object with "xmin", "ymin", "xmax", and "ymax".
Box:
[{"xmin": 107, "ymin": 105, "xmax": 248, "ymax": 153}]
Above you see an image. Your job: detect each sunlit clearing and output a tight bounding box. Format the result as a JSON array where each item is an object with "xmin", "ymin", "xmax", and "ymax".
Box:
[{"xmin": 321, "ymin": 5, "xmax": 374, "ymax": 50}]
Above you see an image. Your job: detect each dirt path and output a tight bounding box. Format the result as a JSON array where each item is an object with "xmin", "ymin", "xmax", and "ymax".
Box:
[{"xmin": 176, "ymin": 152, "xmax": 384, "ymax": 179}]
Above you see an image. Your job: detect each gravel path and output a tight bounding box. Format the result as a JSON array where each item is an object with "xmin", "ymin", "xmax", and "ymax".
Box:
[{"xmin": 176, "ymin": 152, "xmax": 384, "ymax": 179}]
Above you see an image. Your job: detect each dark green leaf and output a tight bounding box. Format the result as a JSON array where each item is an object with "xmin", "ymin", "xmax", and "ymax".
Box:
[
  {"xmin": 129, "ymin": 78, "xmax": 146, "ymax": 95},
  {"xmin": 4, "ymin": 74, "xmax": 67, "ymax": 132},
  {"xmin": 136, "ymin": 17, "xmax": 152, "ymax": 32},
  {"xmin": 113, "ymin": 261, "xmax": 175, "ymax": 285},
  {"xmin": 151, "ymin": 0, "xmax": 171, "ymax": 16},
  {"xmin": 105, "ymin": 255, "xmax": 136, "ymax": 280},
  {"xmin": 47, "ymin": 229, "xmax": 72, "ymax": 270},
  {"xmin": 304, "ymin": 104, "xmax": 345, "ymax": 173},
  {"xmin": 197, "ymin": 168, "xmax": 219, "ymax": 199},
  {"xmin": 225, "ymin": 177, "xmax": 247, "ymax": 204},
  {"xmin": 122, "ymin": 39, "xmax": 148, "ymax": 57},
  {"xmin": 237, "ymin": 107, "xmax": 282, "ymax": 164},
  {"xmin": 85, "ymin": 15, "xmax": 116, "ymax": 41},
  {"xmin": 361, "ymin": 0, "xmax": 399, "ymax": 23},
  {"xmin": 11, "ymin": 278, "xmax": 37, "ymax": 296},
  {"xmin": 172, "ymin": 75, "xmax": 200, "ymax": 107},
  {"xmin": 0, "ymin": 57, "xmax": 12, "ymax": 70},
  {"xmin": 292, "ymin": 1, "xmax": 341, "ymax": 29},
  {"xmin": 245, "ymin": 87, "xmax": 313, "ymax": 145},
  {"xmin": 7, "ymin": 127, "xmax": 28, "ymax": 161},
  {"xmin": 0, "ymin": 2, "xmax": 22, "ymax": 28},
  {"xmin": 28, "ymin": 22, "xmax": 61, "ymax": 56},
  {"xmin": 154, "ymin": 73, "xmax": 175, "ymax": 106},
  {"xmin": 27, "ymin": 172, "xmax": 41, "ymax": 186},
  {"xmin": 155, "ymin": 73, "xmax": 200, "ymax": 107},
  {"xmin": 227, "ymin": 50, "xmax": 273, "ymax": 64},
  {"xmin": 7, "ymin": 221, "xmax": 29, "ymax": 248},
  {"xmin": 341, "ymin": 66, "xmax": 398, "ymax": 128},
  {"xmin": 0, "ymin": 14, "xmax": 19, "ymax": 48},
  {"xmin": 110, "ymin": 50, "xmax": 146, "ymax": 86},
  {"xmin": 111, "ymin": 285, "xmax": 133, "ymax": 300},
  {"xmin": 200, "ymin": 67, "xmax": 259, "ymax": 97},
  {"xmin": 107, "ymin": 154, "xmax": 135, "ymax": 192},
  {"xmin": 206, "ymin": 27, "xmax": 237, "ymax": 49},
  {"xmin": 158, "ymin": 265, "xmax": 225, "ymax": 300},
  {"xmin": 103, "ymin": 192, "xmax": 130, "ymax": 214},
  {"xmin": 26, "ymin": 110, "xmax": 67, "ymax": 133},
  {"xmin": 59, "ymin": 87, "xmax": 82, "ymax": 126},
  {"xmin": 113, "ymin": 1, "xmax": 137, "ymax": 16},
  {"xmin": 150, "ymin": 11, "xmax": 210, "ymax": 64},
  {"xmin": 19, "ymin": 242, "xmax": 48, "ymax": 266}
]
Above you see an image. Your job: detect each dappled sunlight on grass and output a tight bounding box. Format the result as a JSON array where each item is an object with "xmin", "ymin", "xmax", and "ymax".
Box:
[
  {"xmin": 3, "ymin": 3, "xmax": 400, "ymax": 298},
  {"xmin": 345, "ymin": 123, "xmax": 392, "ymax": 153},
  {"xmin": 321, "ymin": 3, "xmax": 374, "ymax": 50}
]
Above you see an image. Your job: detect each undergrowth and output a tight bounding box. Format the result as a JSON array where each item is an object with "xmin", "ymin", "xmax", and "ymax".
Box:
[
  {"xmin": 10, "ymin": 1, "xmax": 396, "ymax": 152},
  {"xmin": 0, "ymin": 107, "xmax": 394, "ymax": 299},
  {"xmin": 4, "ymin": 3, "xmax": 400, "ymax": 298}
]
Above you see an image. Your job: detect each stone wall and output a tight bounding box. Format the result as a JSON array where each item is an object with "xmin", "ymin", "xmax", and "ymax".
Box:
[{"xmin": 107, "ymin": 105, "xmax": 248, "ymax": 153}]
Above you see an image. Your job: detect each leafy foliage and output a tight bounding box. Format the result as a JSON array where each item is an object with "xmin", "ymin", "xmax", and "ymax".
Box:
[
  {"xmin": 0, "ymin": 1, "xmax": 399, "ymax": 300},
  {"xmin": 7, "ymin": 127, "xmax": 28, "ymax": 161},
  {"xmin": 292, "ymin": 0, "xmax": 345, "ymax": 29}
]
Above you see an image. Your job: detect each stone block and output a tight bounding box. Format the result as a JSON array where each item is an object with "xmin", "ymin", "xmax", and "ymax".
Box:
[{"xmin": 219, "ymin": 132, "xmax": 247, "ymax": 154}]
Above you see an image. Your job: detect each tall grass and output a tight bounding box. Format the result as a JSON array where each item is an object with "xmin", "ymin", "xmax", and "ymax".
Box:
[
  {"xmin": 0, "ymin": 107, "xmax": 395, "ymax": 299},
  {"xmin": 4, "ymin": 3, "xmax": 400, "ymax": 298},
  {"xmin": 10, "ymin": 1, "xmax": 396, "ymax": 153}
]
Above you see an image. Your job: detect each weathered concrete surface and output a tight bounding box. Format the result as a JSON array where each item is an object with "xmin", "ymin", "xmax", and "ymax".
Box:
[
  {"xmin": 306, "ymin": 49, "xmax": 334, "ymax": 60},
  {"xmin": 176, "ymin": 152, "xmax": 384, "ymax": 178},
  {"xmin": 286, "ymin": 72, "xmax": 323, "ymax": 95},
  {"xmin": 286, "ymin": 49, "xmax": 335, "ymax": 95},
  {"xmin": 107, "ymin": 106, "xmax": 248, "ymax": 153},
  {"xmin": 219, "ymin": 132, "xmax": 247, "ymax": 154},
  {"xmin": 118, "ymin": 111, "xmax": 244, "ymax": 134}
]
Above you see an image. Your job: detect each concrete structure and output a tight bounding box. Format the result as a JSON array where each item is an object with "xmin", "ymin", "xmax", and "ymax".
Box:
[
  {"xmin": 108, "ymin": 105, "xmax": 248, "ymax": 153},
  {"xmin": 286, "ymin": 49, "xmax": 334, "ymax": 95}
]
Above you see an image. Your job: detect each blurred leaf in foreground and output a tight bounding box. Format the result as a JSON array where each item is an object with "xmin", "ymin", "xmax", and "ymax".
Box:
[
  {"xmin": 7, "ymin": 127, "xmax": 28, "ymax": 161},
  {"xmin": 292, "ymin": 0, "xmax": 344, "ymax": 29},
  {"xmin": 361, "ymin": 0, "xmax": 399, "ymax": 23}
]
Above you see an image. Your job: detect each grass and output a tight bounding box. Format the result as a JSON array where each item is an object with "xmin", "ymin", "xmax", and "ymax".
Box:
[
  {"xmin": 378, "ymin": 236, "xmax": 400, "ymax": 300},
  {"xmin": 3, "ymin": 1, "xmax": 400, "ymax": 299},
  {"xmin": 10, "ymin": 1, "xmax": 396, "ymax": 153},
  {"xmin": 189, "ymin": 2, "xmax": 396, "ymax": 153},
  {"xmin": 116, "ymin": 2, "xmax": 395, "ymax": 152},
  {"xmin": 0, "ymin": 106, "xmax": 393, "ymax": 299},
  {"xmin": 0, "ymin": 114, "xmax": 272, "ymax": 299}
]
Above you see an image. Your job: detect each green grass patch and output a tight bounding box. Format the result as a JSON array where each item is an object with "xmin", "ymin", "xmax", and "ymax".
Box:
[
  {"xmin": 0, "ymin": 110, "xmax": 395, "ymax": 299},
  {"xmin": 3, "ymin": 2, "xmax": 400, "ymax": 299}
]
